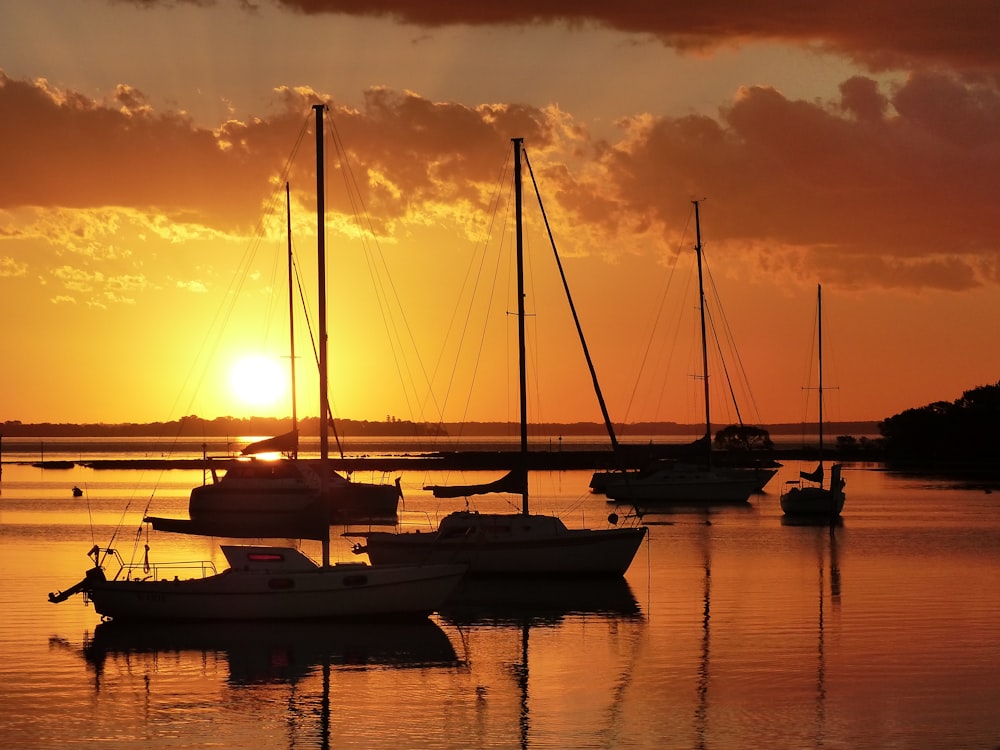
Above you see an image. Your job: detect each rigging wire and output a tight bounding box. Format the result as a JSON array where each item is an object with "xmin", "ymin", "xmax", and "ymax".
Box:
[
  {"xmin": 614, "ymin": 203, "xmax": 769, "ymax": 436},
  {"xmin": 325, "ymin": 119, "xmax": 421, "ymax": 423},
  {"xmin": 617, "ymin": 211, "xmax": 692, "ymax": 427},
  {"xmin": 322, "ymin": 114, "xmax": 453, "ymax": 434},
  {"xmin": 168, "ymin": 115, "xmax": 311, "ymax": 427},
  {"xmin": 96, "ymin": 114, "xmax": 314, "ymax": 567},
  {"xmin": 432, "ymin": 147, "xmax": 515, "ymax": 437},
  {"xmin": 702, "ymin": 257, "xmax": 766, "ymax": 427},
  {"xmin": 522, "ymin": 147, "xmax": 619, "ymax": 450}
]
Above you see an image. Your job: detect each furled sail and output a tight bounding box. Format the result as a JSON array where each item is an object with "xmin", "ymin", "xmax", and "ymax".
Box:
[
  {"xmin": 424, "ymin": 468, "xmax": 528, "ymax": 499},
  {"xmin": 146, "ymin": 501, "xmax": 327, "ymax": 541},
  {"xmin": 241, "ymin": 429, "xmax": 298, "ymax": 456},
  {"xmin": 800, "ymin": 464, "xmax": 824, "ymax": 484}
]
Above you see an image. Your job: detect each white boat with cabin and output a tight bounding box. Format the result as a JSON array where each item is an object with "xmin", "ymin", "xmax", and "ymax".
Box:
[
  {"xmin": 47, "ymin": 104, "xmax": 465, "ymax": 620},
  {"xmin": 602, "ymin": 202, "xmax": 775, "ymax": 506},
  {"xmin": 349, "ymin": 139, "xmax": 646, "ymax": 576}
]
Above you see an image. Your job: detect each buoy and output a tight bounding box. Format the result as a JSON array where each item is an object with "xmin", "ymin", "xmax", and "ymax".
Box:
[{"xmin": 72, "ymin": 486, "xmax": 83, "ymax": 497}]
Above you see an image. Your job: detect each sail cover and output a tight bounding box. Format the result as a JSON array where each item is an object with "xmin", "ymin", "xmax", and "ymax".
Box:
[
  {"xmin": 800, "ymin": 464, "xmax": 824, "ymax": 484},
  {"xmin": 241, "ymin": 429, "xmax": 298, "ymax": 456},
  {"xmin": 424, "ymin": 468, "xmax": 528, "ymax": 499},
  {"xmin": 145, "ymin": 506, "xmax": 327, "ymax": 542}
]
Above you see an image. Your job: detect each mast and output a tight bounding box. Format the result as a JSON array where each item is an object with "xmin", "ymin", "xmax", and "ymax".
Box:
[
  {"xmin": 693, "ymin": 200, "xmax": 712, "ymax": 468},
  {"xmin": 513, "ymin": 138, "xmax": 529, "ymax": 516},
  {"xmin": 314, "ymin": 103, "xmax": 330, "ymax": 566},
  {"xmin": 817, "ymin": 283, "xmax": 824, "ymax": 485},
  {"xmin": 286, "ymin": 182, "xmax": 298, "ymax": 459}
]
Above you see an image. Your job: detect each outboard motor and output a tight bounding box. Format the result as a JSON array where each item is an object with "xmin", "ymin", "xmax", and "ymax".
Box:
[{"xmin": 48, "ymin": 566, "xmax": 106, "ymax": 604}]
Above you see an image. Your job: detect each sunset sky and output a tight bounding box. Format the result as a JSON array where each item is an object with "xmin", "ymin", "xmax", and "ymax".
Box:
[{"xmin": 2, "ymin": 0, "xmax": 999, "ymax": 431}]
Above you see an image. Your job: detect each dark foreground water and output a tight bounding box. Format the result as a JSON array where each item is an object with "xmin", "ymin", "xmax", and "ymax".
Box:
[{"xmin": 1, "ymin": 457, "xmax": 999, "ymax": 749}]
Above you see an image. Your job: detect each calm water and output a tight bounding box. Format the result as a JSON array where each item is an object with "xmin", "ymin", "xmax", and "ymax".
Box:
[{"xmin": 1, "ymin": 456, "xmax": 999, "ymax": 749}]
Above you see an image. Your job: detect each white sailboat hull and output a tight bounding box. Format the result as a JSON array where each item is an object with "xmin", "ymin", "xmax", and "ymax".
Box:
[
  {"xmin": 356, "ymin": 512, "xmax": 647, "ymax": 576},
  {"xmin": 347, "ymin": 140, "xmax": 648, "ymax": 579},
  {"xmin": 191, "ymin": 458, "xmax": 400, "ymax": 522},
  {"xmin": 80, "ymin": 546, "xmax": 465, "ymax": 621},
  {"xmin": 603, "ymin": 463, "xmax": 770, "ymax": 504},
  {"xmin": 48, "ymin": 107, "xmax": 456, "ymax": 625},
  {"xmin": 592, "ymin": 464, "xmax": 776, "ymax": 494}
]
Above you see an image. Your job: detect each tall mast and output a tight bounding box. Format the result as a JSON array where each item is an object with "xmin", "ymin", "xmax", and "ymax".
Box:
[
  {"xmin": 817, "ymin": 283, "xmax": 824, "ymax": 481},
  {"xmin": 285, "ymin": 182, "xmax": 298, "ymax": 459},
  {"xmin": 693, "ymin": 200, "xmax": 712, "ymax": 468},
  {"xmin": 315, "ymin": 104, "xmax": 328, "ymax": 464},
  {"xmin": 314, "ymin": 103, "xmax": 330, "ymax": 566},
  {"xmin": 513, "ymin": 138, "xmax": 529, "ymax": 516}
]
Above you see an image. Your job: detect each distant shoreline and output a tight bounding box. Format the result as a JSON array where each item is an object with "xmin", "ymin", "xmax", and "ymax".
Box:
[
  {"xmin": 0, "ymin": 420, "xmax": 884, "ymax": 471},
  {"xmin": 4, "ymin": 438, "xmax": 881, "ymax": 473},
  {"xmin": 0, "ymin": 419, "xmax": 880, "ymax": 440}
]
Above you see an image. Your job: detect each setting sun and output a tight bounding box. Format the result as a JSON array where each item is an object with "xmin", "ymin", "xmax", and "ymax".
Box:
[
  {"xmin": 229, "ymin": 355, "xmax": 286, "ymax": 408},
  {"xmin": 3, "ymin": 2, "xmax": 1000, "ymax": 429}
]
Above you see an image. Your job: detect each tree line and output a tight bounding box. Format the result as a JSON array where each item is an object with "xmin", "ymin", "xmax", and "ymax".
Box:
[{"xmin": 878, "ymin": 381, "xmax": 1000, "ymax": 462}]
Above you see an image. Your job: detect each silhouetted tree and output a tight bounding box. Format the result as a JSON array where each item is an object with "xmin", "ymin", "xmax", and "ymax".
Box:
[
  {"xmin": 714, "ymin": 424, "xmax": 774, "ymax": 452},
  {"xmin": 879, "ymin": 381, "xmax": 1000, "ymax": 461}
]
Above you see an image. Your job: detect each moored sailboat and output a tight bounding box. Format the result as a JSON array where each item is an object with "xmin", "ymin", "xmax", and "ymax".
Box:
[
  {"xmin": 188, "ymin": 456, "xmax": 401, "ymax": 524},
  {"xmin": 602, "ymin": 201, "xmax": 775, "ymax": 506},
  {"xmin": 47, "ymin": 104, "xmax": 465, "ymax": 621},
  {"xmin": 780, "ymin": 284, "xmax": 845, "ymax": 518},
  {"xmin": 349, "ymin": 138, "xmax": 647, "ymax": 576},
  {"xmin": 188, "ymin": 182, "xmax": 400, "ymax": 525}
]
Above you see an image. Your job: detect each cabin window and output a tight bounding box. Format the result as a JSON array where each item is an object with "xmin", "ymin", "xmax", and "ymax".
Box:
[
  {"xmin": 248, "ymin": 553, "xmax": 284, "ymax": 562},
  {"xmin": 268, "ymin": 578, "xmax": 294, "ymax": 590},
  {"xmin": 342, "ymin": 575, "xmax": 368, "ymax": 587}
]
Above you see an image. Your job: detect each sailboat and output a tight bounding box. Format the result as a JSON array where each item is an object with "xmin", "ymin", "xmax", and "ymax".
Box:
[
  {"xmin": 348, "ymin": 138, "xmax": 647, "ymax": 576},
  {"xmin": 47, "ymin": 104, "xmax": 466, "ymax": 621},
  {"xmin": 780, "ymin": 284, "xmax": 846, "ymax": 517},
  {"xmin": 188, "ymin": 184, "xmax": 400, "ymax": 525},
  {"xmin": 602, "ymin": 201, "xmax": 775, "ymax": 506}
]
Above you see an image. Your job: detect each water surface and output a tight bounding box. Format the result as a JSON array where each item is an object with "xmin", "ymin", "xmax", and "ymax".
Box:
[{"xmin": 1, "ymin": 459, "xmax": 998, "ymax": 749}]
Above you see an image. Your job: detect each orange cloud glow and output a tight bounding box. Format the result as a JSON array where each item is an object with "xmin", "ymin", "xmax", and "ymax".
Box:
[{"xmin": 1, "ymin": 2, "xmax": 998, "ymax": 427}]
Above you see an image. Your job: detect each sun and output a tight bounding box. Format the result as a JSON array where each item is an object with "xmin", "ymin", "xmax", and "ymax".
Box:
[{"xmin": 229, "ymin": 355, "xmax": 286, "ymax": 408}]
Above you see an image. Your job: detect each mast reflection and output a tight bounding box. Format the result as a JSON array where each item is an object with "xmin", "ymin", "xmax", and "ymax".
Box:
[{"xmin": 439, "ymin": 576, "xmax": 644, "ymax": 750}]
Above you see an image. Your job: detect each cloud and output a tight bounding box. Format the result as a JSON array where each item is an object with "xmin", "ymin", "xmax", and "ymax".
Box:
[
  {"xmin": 0, "ymin": 256, "xmax": 28, "ymax": 277},
  {"xmin": 52, "ymin": 265, "xmax": 105, "ymax": 293},
  {"xmin": 0, "ymin": 71, "xmax": 303, "ymax": 231},
  {"xmin": 177, "ymin": 279, "xmax": 209, "ymax": 293},
  {"xmin": 271, "ymin": 1, "xmax": 1000, "ymax": 74},
  {"xmin": 3, "ymin": 69, "xmax": 999, "ymax": 292},
  {"xmin": 586, "ymin": 71, "xmax": 1000, "ymax": 289}
]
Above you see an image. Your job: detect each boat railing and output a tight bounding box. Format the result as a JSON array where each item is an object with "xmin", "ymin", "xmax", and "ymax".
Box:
[{"xmin": 103, "ymin": 548, "xmax": 218, "ymax": 582}]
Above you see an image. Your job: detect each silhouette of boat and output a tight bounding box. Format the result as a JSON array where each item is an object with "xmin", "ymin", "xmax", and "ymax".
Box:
[
  {"xmin": 439, "ymin": 574, "xmax": 642, "ymax": 626},
  {"xmin": 188, "ymin": 179, "xmax": 399, "ymax": 525},
  {"xmin": 603, "ymin": 202, "xmax": 775, "ymax": 507},
  {"xmin": 780, "ymin": 285, "xmax": 846, "ymax": 518},
  {"xmin": 349, "ymin": 139, "xmax": 646, "ymax": 576},
  {"xmin": 47, "ymin": 105, "xmax": 465, "ymax": 621},
  {"xmin": 83, "ymin": 618, "xmax": 459, "ymax": 684}
]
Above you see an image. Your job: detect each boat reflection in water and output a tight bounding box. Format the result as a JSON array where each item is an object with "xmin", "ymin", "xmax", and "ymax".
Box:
[
  {"xmin": 439, "ymin": 574, "xmax": 642, "ymax": 626},
  {"xmin": 82, "ymin": 619, "xmax": 460, "ymax": 687},
  {"xmin": 439, "ymin": 576, "xmax": 644, "ymax": 750},
  {"xmin": 812, "ymin": 524, "xmax": 841, "ymax": 745}
]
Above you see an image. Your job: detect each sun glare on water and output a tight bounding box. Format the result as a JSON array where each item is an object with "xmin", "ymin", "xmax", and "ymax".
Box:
[{"xmin": 229, "ymin": 355, "xmax": 286, "ymax": 408}]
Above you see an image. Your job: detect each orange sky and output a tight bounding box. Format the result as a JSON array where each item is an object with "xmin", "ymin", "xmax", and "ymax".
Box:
[{"xmin": 2, "ymin": 0, "xmax": 999, "ymax": 428}]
